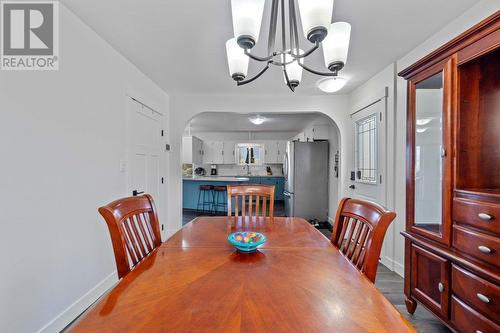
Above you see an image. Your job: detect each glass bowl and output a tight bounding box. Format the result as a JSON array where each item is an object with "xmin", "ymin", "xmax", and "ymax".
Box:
[{"xmin": 227, "ymin": 231, "xmax": 267, "ymax": 252}]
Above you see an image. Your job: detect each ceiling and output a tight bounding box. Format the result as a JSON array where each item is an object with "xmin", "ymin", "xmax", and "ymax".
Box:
[
  {"xmin": 61, "ymin": 0, "xmax": 479, "ymax": 95},
  {"xmin": 185, "ymin": 112, "xmax": 333, "ymax": 133}
]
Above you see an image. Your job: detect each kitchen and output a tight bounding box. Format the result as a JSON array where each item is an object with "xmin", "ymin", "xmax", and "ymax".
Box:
[{"xmin": 181, "ymin": 112, "xmax": 340, "ymax": 227}]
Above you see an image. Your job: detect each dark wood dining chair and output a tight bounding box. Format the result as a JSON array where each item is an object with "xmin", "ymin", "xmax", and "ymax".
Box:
[
  {"xmin": 331, "ymin": 197, "xmax": 396, "ymax": 283},
  {"xmin": 227, "ymin": 185, "xmax": 275, "ymax": 217},
  {"xmin": 98, "ymin": 194, "xmax": 162, "ymax": 279}
]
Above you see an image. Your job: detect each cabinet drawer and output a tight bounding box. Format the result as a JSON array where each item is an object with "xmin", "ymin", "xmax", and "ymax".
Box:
[
  {"xmin": 454, "ymin": 198, "xmax": 500, "ymax": 235},
  {"xmin": 451, "ymin": 264, "xmax": 500, "ymax": 320},
  {"xmin": 451, "ymin": 296, "xmax": 500, "ymax": 333},
  {"xmin": 453, "ymin": 225, "xmax": 500, "ymax": 266}
]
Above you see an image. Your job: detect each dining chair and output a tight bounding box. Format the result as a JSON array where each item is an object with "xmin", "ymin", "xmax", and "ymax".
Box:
[
  {"xmin": 227, "ymin": 185, "xmax": 275, "ymax": 217},
  {"xmin": 331, "ymin": 197, "xmax": 396, "ymax": 283},
  {"xmin": 98, "ymin": 194, "xmax": 162, "ymax": 279}
]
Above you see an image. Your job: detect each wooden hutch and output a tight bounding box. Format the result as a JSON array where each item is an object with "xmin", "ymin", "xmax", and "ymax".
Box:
[{"xmin": 399, "ymin": 12, "xmax": 499, "ymax": 332}]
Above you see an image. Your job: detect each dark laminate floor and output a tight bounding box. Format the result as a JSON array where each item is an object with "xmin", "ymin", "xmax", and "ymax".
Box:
[{"xmin": 182, "ymin": 208, "xmax": 451, "ymax": 333}]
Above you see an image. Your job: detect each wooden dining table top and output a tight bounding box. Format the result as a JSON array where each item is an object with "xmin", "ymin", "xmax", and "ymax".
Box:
[{"xmin": 71, "ymin": 216, "xmax": 416, "ymax": 332}]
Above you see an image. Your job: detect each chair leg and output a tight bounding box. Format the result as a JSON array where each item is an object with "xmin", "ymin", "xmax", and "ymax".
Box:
[{"xmin": 196, "ymin": 189, "xmax": 202, "ymax": 214}]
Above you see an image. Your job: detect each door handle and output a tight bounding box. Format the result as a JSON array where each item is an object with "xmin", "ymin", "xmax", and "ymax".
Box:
[
  {"xmin": 132, "ymin": 190, "xmax": 144, "ymax": 196},
  {"xmin": 349, "ymin": 185, "xmax": 355, "ymax": 189}
]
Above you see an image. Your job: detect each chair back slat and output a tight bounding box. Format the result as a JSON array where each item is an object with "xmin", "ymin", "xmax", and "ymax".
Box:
[
  {"xmin": 227, "ymin": 185, "xmax": 275, "ymax": 218},
  {"xmin": 99, "ymin": 194, "xmax": 162, "ymax": 279},
  {"xmin": 331, "ymin": 198, "xmax": 396, "ymax": 283}
]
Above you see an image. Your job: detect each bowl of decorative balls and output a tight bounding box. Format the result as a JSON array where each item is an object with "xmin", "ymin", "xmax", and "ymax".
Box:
[{"xmin": 227, "ymin": 231, "xmax": 267, "ymax": 253}]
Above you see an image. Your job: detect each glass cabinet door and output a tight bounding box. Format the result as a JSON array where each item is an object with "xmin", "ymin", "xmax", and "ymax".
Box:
[
  {"xmin": 414, "ymin": 71, "xmax": 444, "ymax": 235},
  {"xmin": 408, "ymin": 60, "xmax": 453, "ymax": 245}
]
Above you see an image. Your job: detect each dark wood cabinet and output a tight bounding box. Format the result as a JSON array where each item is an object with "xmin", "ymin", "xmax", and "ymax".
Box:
[{"xmin": 400, "ymin": 11, "xmax": 500, "ymax": 333}]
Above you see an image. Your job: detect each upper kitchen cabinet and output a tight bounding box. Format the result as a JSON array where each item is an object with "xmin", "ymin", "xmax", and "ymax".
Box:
[
  {"xmin": 304, "ymin": 125, "xmax": 329, "ymax": 142},
  {"xmin": 182, "ymin": 136, "xmax": 203, "ymax": 164},
  {"xmin": 222, "ymin": 141, "xmax": 236, "ymax": 164},
  {"xmin": 263, "ymin": 140, "xmax": 287, "ymax": 164},
  {"xmin": 202, "ymin": 141, "xmax": 224, "ymax": 164},
  {"xmin": 277, "ymin": 141, "xmax": 286, "ymax": 164},
  {"xmin": 264, "ymin": 141, "xmax": 278, "ymax": 163}
]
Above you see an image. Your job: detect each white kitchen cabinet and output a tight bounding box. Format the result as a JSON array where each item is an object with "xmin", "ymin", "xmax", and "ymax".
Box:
[
  {"xmin": 304, "ymin": 125, "xmax": 330, "ymax": 141},
  {"xmin": 202, "ymin": 141, "xmax": 224, "ymax": 164},
  {"xmin": 182, "ymin": 136, "xmax": 203, "ymax": 164},
  {"xmin": 222, "ymin": 141, "xmax": 236, "ymax": 164},
  {"xmin": 292, "ymin": 132, "xmax": 305, "ymax": 142},
  {"xmin": 277, "ymin": 140, "xmax": 287, "ymax": 164},
  {"xmin": 264, "ymin": 141, "xmax": 278, "ymax": 163}
]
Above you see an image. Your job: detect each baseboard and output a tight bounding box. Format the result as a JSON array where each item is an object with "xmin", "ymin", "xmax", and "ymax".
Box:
[
  {"xmin": 393, "ymin": 260, "xmax": 404, "ymax": 278},
  {"xmin": 165, "ymin": 228, "xmax": 179, "ymax": 239},
  {"xmin": 380, "ymin": 256, "xmax": 405, "ymax": 278},
  {"xmin": 36, "ymin": 271, "xmax": 117, "ymax": 333}
]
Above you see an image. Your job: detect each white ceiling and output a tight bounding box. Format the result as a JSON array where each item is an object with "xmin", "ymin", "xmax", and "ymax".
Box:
[
  {"xmin": 61, "ymin": 0, "xmax": 479, "ymax": 95},
  {"xmin": 185, "ymin": 112, "xmax": 333, "ymax": 133}
]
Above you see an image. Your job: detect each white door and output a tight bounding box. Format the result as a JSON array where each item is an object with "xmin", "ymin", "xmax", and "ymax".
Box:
[
  {"xmin": 350, "ymin": 97, "xmax": 392, "ymax": 271},
  {"xmin": 126, "ymin": 98, "xmax": 165, "ymax": 236},
  {"xmin": 350, "ymin": 99, "xmax": 386, "ymax": 205}
]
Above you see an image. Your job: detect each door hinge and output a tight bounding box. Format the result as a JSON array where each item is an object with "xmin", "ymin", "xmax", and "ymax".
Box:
[
  {"xmin": 161, "ymin": 129, "xmax": 164, "ymax": 137},
  {"xmin": 379, "ymin": 112, "xmax": 382, "ymax": 122},
  {"xmin": 161, "ymin": 224, "xmax": 164, "ymax": 231},
  {"xmin": 161, "ymin": 177, "xmax": 164, "ymax": 184}
]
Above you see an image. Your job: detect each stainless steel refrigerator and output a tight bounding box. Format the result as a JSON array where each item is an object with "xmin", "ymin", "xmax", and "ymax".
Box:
[{"xmin": 283, "ymin": 141, "xmax": 329, "ymax": 221}]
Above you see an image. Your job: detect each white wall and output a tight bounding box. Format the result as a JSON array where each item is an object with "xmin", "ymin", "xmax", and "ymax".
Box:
[
  {"xmin": 0, "ymin": 4, "xmax": 169, "ymax": 333},
  {"xmin": 168, "ymin": 94, "xmax": 351, "ymax": 237},
  {"xmin": 349, "ymin": 0, "xmax": 499, "ymax": 277}
]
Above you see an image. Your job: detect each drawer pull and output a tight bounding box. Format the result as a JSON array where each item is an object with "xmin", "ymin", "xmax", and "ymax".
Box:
[
  {"xmin": 438, "ymin": 282, "xmax": 444, "ymax": 293},
  {"xmin": 478, "ymin": 213, "xmax": 492, "ymax": 221},
  {"xmin": 478, "ymin": 246, "xmax": 492, "ymax": 254},
  {"xmin": 476, "ymin": 293, "xmax": 490, "ymax": 303},
  {"xmin": 476, "ymin": 331, "xmax": 483, "ymax": 333}
]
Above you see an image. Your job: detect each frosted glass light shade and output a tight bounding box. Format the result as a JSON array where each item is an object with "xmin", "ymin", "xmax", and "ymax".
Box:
[
  {"xmin": 323, "ymin": 22, "xmax": 351, "ymax": 71},
  {"xmin": 231, "ymin": 0, "xmax": 265, "ymax": 49},
  {"xmin": 297, "ymin": 0, "xmax": 334, "ymax": 42},
  {"xmin": 282, "ymin": 49, "xmax": 304, "ymax": 86},
  {"xmin": 226, "ymin": 38, "xmax": 249, "ymax": 81},
  {"xmin": 317, "ymin": 77, "xmax": 347, "ymax": 93}
]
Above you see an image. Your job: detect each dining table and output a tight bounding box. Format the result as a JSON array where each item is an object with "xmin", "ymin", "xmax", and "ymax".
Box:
[{"xmin": 71, "ymin": 216, "xmax": 416, "ymax": 332}]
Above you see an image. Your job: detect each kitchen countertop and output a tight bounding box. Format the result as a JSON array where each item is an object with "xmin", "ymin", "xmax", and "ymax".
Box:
[{"xmin": 183, "ymin": 176, "xmax": 250, "ymax": 182}]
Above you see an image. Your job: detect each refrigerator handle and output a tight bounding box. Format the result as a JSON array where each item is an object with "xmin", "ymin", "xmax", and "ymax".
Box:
[
  {"xmin": 283, "ymin": 191, "xmax": 292, "ymax": 198},
  {"xmin": 283, "ymin": 152, "xmax": 288, "ymax": 180}
]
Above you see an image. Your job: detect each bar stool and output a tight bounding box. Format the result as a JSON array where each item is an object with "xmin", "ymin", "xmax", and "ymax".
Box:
[
  {"xmin": 213, "ymin": 186, "xmax": 227, "ymax": 215},
  {"xmin": 197, "ymin": 185, "xmax": 214, "ymax": 215}
]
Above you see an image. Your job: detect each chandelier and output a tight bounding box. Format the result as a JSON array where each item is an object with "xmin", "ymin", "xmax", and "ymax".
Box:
[{"xmin": 225, "ymin": 0, "xmax": 351, "ymax": 92}]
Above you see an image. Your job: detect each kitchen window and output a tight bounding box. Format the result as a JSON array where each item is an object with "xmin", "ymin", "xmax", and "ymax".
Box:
[
  {"xmin": 355, "ymin": 114, "xmax": 377, "ymax": 184},
  {"xmin": 236, "ymin": 143, "xmax": 264, "ymax": 165}
]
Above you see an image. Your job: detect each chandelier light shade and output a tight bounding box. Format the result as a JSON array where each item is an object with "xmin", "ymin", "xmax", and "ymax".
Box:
[
  {"xmin": 282, "ymin": 49, "xmax": 304, "ymax": 87},
  {"xmin": 231, "ymin": 0, "xmax": 266, "ymax": 49},
  {"xmin": 226, "ymin": 38, "xmax": 249, "ymax": 81},
  {"xmin": 226, "ymin": 0, "xmax": 350, "ymax": 93},
  {"xmin": 297, "ymin": 0, "xmax": 334, "ymax": 43},
  {"xmin": 322, "ymin": 22, "xmax": 351, "ymax": 72},
  {"xmin": 317, "ymin": 77, "xmax": 347, "ymax": 93}
]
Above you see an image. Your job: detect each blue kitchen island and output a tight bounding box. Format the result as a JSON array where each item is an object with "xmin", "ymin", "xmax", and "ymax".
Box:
[{"xmin": 183, "ymin": 175, "xmax": 285, "ymax": 210}]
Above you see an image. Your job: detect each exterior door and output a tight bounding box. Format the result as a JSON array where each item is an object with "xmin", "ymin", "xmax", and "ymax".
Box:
[
  {"xmin": 351, "ymin": 98, "xmax": 386, "ymax": 206},
  {"xmin": 126, "ymin": 98, "xmax": 164, "ymax": 237}
]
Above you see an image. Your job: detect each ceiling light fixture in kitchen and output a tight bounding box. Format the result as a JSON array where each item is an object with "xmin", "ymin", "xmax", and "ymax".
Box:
[
  {"xmin": 249, "ymin": 115, "xmax": 267, "ymax": 125},
  {"xmin": 226, "ymin": 0, "xmax": 351, "ymax": 92}
]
